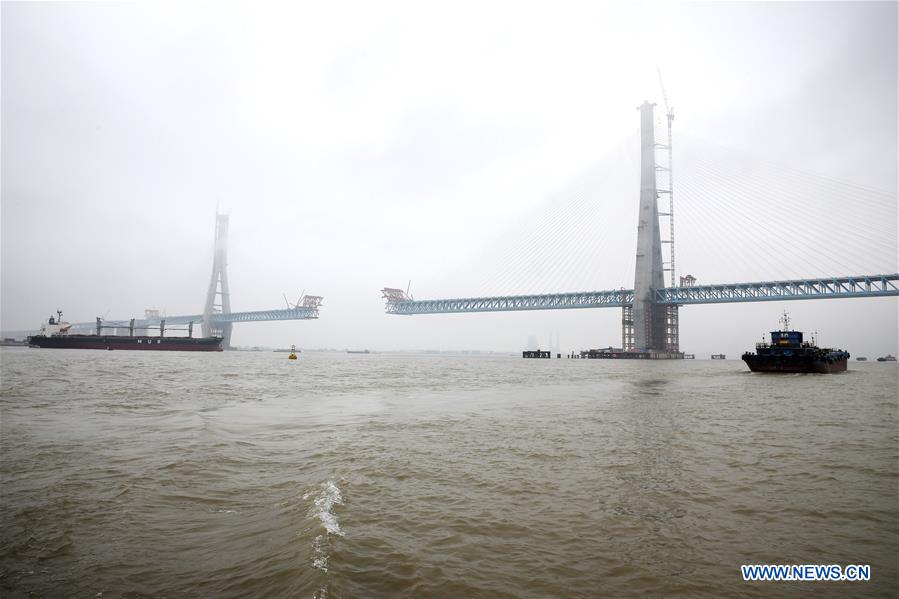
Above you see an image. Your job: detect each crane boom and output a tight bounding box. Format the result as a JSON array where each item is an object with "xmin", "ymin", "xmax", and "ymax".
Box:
[{"xmin": 656, "ymin": 67, "xmax": 673, "ymax": 121}]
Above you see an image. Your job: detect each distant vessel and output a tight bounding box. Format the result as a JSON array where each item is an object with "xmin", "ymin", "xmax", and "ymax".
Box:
[
  {"xmin": 856, "ymin": 357, "xmax": 868, "ymax": 361},
  {"xmin": 877, "ymin": 354, "xmax": 897, "ymax": 362},
  {"xmin": 741, "ymin": 313, "xmax": 848, "ymax": 374},
  {"xmin": 711, "ymin": 354, "xmax": 726, "ymax": 360},
  {"xmin": 347, "ymin": 349, "xmax": 370, "ymax": 354},
  {"xmin": 27, "ymin": 310, "xmax": 223, "ymax": 352},
  {"xmin": 683, "ymin": 353, "xmax": 695, "ymax": 359},
  {"xmin": 0, "ymin": 338, "xmax": 28, "ymax": 347}
]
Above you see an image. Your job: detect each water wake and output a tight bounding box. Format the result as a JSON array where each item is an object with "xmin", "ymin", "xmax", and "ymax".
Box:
[{"xmin": 304, "ymin": 480, "xmax": 345, "ymax": 577}]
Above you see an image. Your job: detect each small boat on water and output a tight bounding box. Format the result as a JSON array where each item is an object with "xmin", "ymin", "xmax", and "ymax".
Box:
[
  {"xmin": 347, "ymin": 349, "xmax": 370, "ymax": 354},
  {"xmin": 711, "ymin": 354, "xmax": 726, "ymax": 360},
  {"xmin": 741, "ymin": 312, "xmax": 849, "ymax": 374},
  {"xmin": 856, "ymin": 357, "xmax": 868, "ymax": 361},
  {"xmin": 877, "ymin": 354, "xmax": 897, "ymax": 362}
]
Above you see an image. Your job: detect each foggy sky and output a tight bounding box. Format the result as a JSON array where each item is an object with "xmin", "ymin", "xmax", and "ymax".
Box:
[{"xmin": 2, "ymin": 1, "xmax": 897, "ymax": 357}]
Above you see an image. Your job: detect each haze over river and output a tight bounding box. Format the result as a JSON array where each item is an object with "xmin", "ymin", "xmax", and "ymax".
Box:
[{"xmin": 1, "ymin": 349, "xmax": 896, "ymax": 597}]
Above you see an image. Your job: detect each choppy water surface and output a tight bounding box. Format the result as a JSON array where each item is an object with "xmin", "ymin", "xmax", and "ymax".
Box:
[{"xmin": 1, "ymin": 348, "xmax": 897, "ymax": 597}]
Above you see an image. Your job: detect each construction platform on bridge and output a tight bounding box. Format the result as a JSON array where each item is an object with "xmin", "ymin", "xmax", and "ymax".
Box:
[{"xmin": 580, "ymin": 348, "xmax": 685, "ymax": 359}]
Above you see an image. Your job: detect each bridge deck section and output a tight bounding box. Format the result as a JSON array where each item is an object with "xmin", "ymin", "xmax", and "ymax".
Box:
[
  {"xmin": 72, "ymin": 307, "xmax": 320, "ymax": 331},
  {"xmin": 384, "ymin": 274, "xmax": 899, "ymax": 315}
]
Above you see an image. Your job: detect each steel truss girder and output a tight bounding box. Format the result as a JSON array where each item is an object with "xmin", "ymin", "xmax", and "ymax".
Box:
[
  {"xmin": 150, "ymin": 307, "xmax": 319, "ymax": 325},
  {"xmin": 384, "ymin": 273, "xmax": 899, "ymax": 315},
  {"xmin": 209, "ymin": 307, "xmax": 320, "ymax": 323},
  {"xmin": 655, "ymin": 273, "xmax": 899, "ymax": 305},
  {"xmin": 78, "ymin": 307, "xmax": 319, "ymax": 330},
  {"xmin": 385, "ymin": 289, "xmax": 634, "ymax": 315}
]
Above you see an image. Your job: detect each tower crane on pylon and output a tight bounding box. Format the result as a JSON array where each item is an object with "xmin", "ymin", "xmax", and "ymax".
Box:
[
  {"xmin": 656, "ymin": 68, "xmax": 679, "ymax": 352},
  {"xmin": 657, "ymin": 67, "xmax": 674, "ymax": 127},
  {"xmin": 656, "ymin": 67, "xmax": 676, "ymax": 289}
]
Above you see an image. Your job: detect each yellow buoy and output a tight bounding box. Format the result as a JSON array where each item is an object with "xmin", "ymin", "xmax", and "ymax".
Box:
[{"xmin": 288, "ymin": 344, "xmax": 298, "ymax": 360}]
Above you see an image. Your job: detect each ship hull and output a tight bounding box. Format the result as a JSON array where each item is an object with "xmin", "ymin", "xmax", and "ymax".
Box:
[
  {"xmin": 27, "ymin": 335, "xmax": 223, "ymax": 352},
  {"xmin": 742, "ymin": 354, "xmax": 847, "ymax": 374}
]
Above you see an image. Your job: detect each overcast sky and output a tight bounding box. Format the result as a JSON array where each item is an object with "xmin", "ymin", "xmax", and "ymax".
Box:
[{"xmin": 2, "ymin": 1, "xmax": 897, "ymax": 356}]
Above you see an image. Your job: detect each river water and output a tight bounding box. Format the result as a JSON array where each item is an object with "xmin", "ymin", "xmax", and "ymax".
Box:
[{"xmin": 1, "ymin": 348, "xmax": 896, "ymax": 597}]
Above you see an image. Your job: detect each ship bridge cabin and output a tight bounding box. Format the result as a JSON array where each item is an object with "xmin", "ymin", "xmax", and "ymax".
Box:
[
  {"xmin": 771, "ymin": 330, "xmax": 803, "ymax": 347},
  {"xmin": 756, "ymin": 330, "xmax": 807, "ymax": 351}
]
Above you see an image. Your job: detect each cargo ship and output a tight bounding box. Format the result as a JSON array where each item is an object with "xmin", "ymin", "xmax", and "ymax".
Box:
[
  {"xmin": 741, "ymin": 313, "xmax": 848, "ymax": 374},
  {"xmin": 877, "ymin": 354, "xmax": 897, "ymax": 362},
  {"xmin": 27, "ymin": 311, "xmax": 223, "ymax": 352}
]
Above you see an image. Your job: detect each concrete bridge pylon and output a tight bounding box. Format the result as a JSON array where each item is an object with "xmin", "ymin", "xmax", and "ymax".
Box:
[
  {"xmin": 203, "ymin": 213, "xmax": 233, "ymax": 347},
  {"xmin": 627, "ymin": 101, "xmax": 681, "ymax": 356}
]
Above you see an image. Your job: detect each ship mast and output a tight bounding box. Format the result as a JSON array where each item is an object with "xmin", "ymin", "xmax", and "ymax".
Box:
[{"xmin": 779, "ymin": 311, "xmax": 791, "ymax": 331}]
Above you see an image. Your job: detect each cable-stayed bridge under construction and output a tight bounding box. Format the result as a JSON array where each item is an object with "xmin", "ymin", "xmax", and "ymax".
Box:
[
  {"xmin": 382, "ymin": 100, "xmax": 898, "ymax": 356},
  {"xmin": 67, "ymin": 213, "xmax": 322, "ymax": 348}
]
